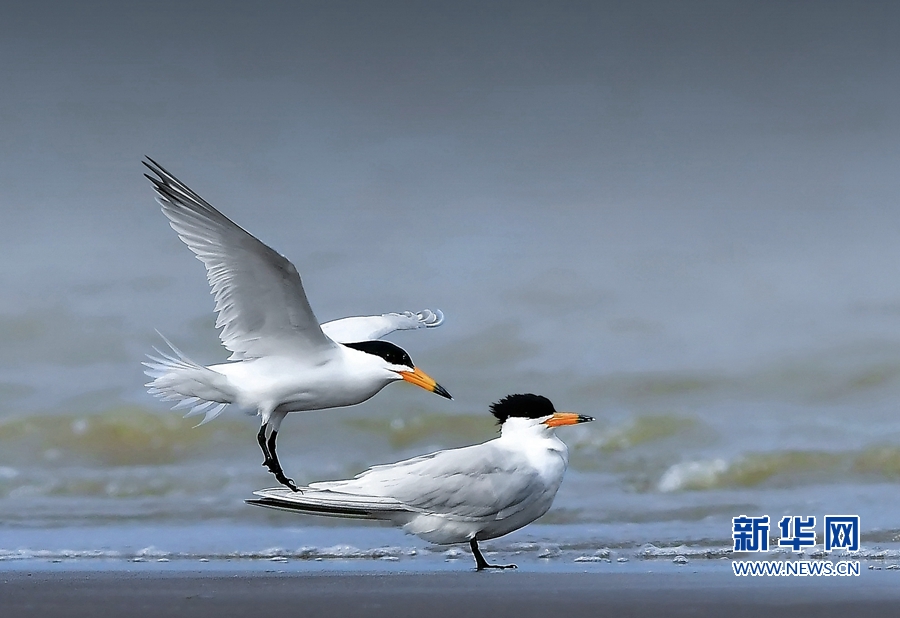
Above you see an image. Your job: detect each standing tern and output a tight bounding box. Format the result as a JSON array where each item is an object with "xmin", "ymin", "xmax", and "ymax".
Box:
[
  {"xmin": 248, "ymin": 394, "xmax": 593, "ymax": 570},
  {"xmin": 141, "ymin": 158, "xmax": 452, "ymax": 491}
]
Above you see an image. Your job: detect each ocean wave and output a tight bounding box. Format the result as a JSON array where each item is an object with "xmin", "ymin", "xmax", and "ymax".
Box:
[
  {"xmin": 13, "ymin": 541, "xmax": 893, "ymax": 564},
  {"xmin": 637, "ymin": 544, "xmax": 732, "ymax": 558},
  {"xmin": 571, "ymin": 344, "xmax": 900, "ymax": 407},
  {"xmin": 657, "ymin": 460, "xmax": 729, "ymax": 493},
  {"xmin": 347, "ymin": 411, "xmax": 701, "ymax": 465},
  {"xmin": 0, "ymin": 545, "xmax": 420, "ymax": 562},
  {"xmin": 657, "ymin": 445, "xmax": 900, "ymax": 492},
  {"xmin": 571, "ymin": 414, "xmax": 698, "ymax": 454},
  {"xmin": 0, "ymin": 407, "xmax": 248, "ymax": 466},
  {"xmin": 0, "ymin": 543, "xmax": 731, "ymax": 563},
  {"xmin": 0, "ymin": 541, "xmax": 569, "ymax": 563},
  {"xmin": 0, "ymin": 466, "xmax": 237, "ymax": 500}
]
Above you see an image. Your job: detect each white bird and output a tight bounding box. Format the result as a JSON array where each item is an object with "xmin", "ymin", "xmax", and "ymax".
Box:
[
  {"xmin": 248, "ymin": 394, "xmax": 593, "ymax": 570},
  {"xmin": 141, "ymin": 158, "xmax": 452, "ymax": 491}
]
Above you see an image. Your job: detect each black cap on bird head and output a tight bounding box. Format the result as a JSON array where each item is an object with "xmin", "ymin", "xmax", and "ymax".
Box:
[
  {"xmin": 343, "ymin": 340, "xmax": 414, "ymax": 368},
  {"xmin": 489, "ymin": 394, "xmax": 556, "ymax": 424}
]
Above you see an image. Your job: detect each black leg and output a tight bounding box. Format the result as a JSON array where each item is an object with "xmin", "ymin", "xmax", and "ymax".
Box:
[
  {"xmin": 470, "ymin": 539, "xmax": 516, "ymax": 571},
  {"xmin": 266, "ymin": 429, "xmax": 300, "ymax": 492},
  {"xmin": 257, "ymin": 424, "xmax": 272, "ymax": 468}
]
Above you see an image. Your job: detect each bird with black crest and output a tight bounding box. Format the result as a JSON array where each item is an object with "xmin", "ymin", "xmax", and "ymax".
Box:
[{"xmin": 249, "ymin": 394, "xmax": 593, "ymax": 570}]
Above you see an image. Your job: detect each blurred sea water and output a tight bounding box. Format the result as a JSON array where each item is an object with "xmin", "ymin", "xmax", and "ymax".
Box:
[
  {"xmin": 3, "ymin": 198, "xmax": 900, "ymax": 564},
  {"xmin": 3, "ymin": 0, "xmax": 900, "ymax": 566}
]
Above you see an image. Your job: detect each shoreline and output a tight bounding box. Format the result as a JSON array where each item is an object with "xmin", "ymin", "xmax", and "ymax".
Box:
[{"xmin": 2, "ymin": 568, "xmax": 899, "ymax": 618}]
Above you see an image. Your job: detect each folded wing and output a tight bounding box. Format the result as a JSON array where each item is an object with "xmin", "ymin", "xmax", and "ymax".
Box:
[{"xmin": 309, "ymin": 442, "xmax": 542, "ymax": 521}]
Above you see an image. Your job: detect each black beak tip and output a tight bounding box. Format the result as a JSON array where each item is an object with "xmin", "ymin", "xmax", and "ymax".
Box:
[
  {"xmin": 434, "ymin": 384, "xmax": 453, "ymax": 400},
  {"xmin": 578, "ymin": 415, "xmax": 594, "ymax": 423}
]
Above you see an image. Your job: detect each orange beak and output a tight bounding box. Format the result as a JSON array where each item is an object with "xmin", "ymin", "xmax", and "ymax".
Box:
[
  {"xmin": 399, "ymin": 367, "xmax": 453, "ymax": 399},
  {"xmin": 543, "ymin": 412, "xmax": 594, "ymax": 427}
]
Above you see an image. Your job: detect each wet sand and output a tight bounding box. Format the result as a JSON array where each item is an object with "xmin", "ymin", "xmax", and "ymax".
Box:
[{"xmin": 2, "ymin": 569, "xmax": 898, "ymax": 618}]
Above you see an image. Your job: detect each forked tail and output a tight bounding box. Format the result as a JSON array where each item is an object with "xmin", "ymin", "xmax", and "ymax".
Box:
[{"xmin": 143, "ymin": 333, "xmax": 235, "ymax": 425}]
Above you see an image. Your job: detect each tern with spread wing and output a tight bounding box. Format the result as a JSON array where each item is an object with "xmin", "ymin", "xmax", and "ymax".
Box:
[
  {"xmin": 248, "ymin": 394, "xmax": 593, "ymax": 570},
  {"xmin": 142, "ymin": 158, "xmax": 452, "ymax": 491}
]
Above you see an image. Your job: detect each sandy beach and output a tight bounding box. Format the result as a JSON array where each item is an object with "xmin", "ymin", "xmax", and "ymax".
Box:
[{"xmin": 2, "ymin": 568, "xmax": 899, "ymax": 618}]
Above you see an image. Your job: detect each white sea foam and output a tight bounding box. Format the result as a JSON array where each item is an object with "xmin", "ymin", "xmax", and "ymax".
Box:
[
  {"xmin": 638, "ymin": 544, "xmax": 732, "ymax": 559},
  {"xmin": 657, "ymin": 459, "xmax": 728, "ymax": 492}
]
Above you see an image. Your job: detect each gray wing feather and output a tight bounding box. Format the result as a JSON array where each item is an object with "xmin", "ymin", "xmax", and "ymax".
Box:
[
  {"xmin": 250, "ymin": 487, "xmax": 411, "ymax": 520},
  {"xmin": 144, "ymin": 158, "xmax": 332, "ymax": 360},
  {"xmin": 310, "ymin": 441, "xmax": 541, "ymax": 521}
]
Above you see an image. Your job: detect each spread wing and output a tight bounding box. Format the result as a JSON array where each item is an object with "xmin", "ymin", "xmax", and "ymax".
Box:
[
  {"xmin": 144, "ymin": 158, "xmax": 333, "ymax": 360},
  {"xmin": 310, "ymin": 440, "xmax": 543, "ymax": 521},
  {"xmin": 320, "ymin": 309, "xmax": 444, "ymax": 344}
]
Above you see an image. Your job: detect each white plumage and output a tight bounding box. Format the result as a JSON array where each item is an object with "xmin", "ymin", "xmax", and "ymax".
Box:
[
  {"xmin": 249, "ymin": 394, "xmax": 593, "ymax": 570},
  {"xmin": 321, "ymin": 309, "xmax": 444, "ymax": 344},
  {"xmin": 141, "ymin": 158, "xmax": 451, "ymax": 490}
]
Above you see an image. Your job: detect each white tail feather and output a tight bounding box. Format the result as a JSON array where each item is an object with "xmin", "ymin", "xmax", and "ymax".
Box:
[
  {"xmin": 144, "ymin": 333, "xmax": 235, "ymax": 425},
  {"xmin": 172, "ymin": 397, "xmax": 201, "ymax": 411}
]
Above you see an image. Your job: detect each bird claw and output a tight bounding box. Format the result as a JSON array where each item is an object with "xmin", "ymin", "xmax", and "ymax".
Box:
[
  {"xmin": 275, "ymin": 471, "xmax": 301, "ymax": 492},
  {"xmin": 477, "ymin": 563, "xmax": 517, "ymax": 571}
]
